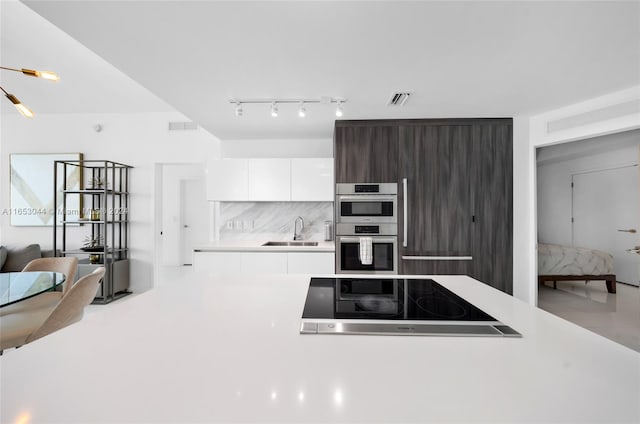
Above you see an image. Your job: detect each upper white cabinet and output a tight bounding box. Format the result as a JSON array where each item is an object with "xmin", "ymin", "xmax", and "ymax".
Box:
[
  {"xmin": 248, "ymin": 159, "xmax": 291, "ymax": 201},
  {"xmin": 206, "ymin": 159, "xmax": 248, "ymax": 201},
  {"xmin": 207, "ymin": 158, "xmax": 333, "ymax": 202},
  {"xmin": 291, "ymin": 158, "xmax": 334, "ymax": 201}
]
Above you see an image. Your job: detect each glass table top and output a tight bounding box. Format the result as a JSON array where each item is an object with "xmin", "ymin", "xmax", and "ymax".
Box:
[{"xmin": 0, "ymin": 272, "xmax": 66, "ymax": 308}]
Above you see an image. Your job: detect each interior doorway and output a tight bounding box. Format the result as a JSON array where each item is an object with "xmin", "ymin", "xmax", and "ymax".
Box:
[
  {"xmin": 180, "ymin": 178, "xmax": 207, "ymax": 265},
  {"xmin": 535, "ymin": 130, "xmax": 640, "ymax": 351},
  {"xmin": 154, "ymin": 163, "xmax": 208, "ymax": 269},
  {"xmin": 572, "ymin": 164, "xmax": 639, "ymax": 286}
]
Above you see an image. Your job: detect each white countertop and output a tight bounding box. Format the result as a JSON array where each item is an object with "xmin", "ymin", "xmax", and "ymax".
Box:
[
  {"xmin": 194, "ymin": 240, "xmax": 335, "ymax": 252},
  {"xmin": 1, "ymin": 272, "xmax": 638, "ymax": 423}
]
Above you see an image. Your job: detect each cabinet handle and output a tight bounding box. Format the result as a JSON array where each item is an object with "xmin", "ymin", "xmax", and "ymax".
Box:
[
  {"xmin": 401, "ymin": 256, "xmax": 473, "ymax": 261},
  {"xmin": 403, "ymin": 178, "xmax": 408, "ymax": 248}
]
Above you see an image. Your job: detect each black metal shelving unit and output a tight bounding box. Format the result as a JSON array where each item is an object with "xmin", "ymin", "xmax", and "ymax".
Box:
[{"xmin": 53, "ymin": 160, "xmax": 133, "ymax": 304}]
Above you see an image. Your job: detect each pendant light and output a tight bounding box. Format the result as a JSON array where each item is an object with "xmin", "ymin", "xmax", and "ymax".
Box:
[{"xmin": 0, "ymin": 65, "xmax": 60, "ymax": 118}]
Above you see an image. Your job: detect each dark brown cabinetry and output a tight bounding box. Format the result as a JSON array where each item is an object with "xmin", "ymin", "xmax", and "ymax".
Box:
[
  {"xmin": 470, "ymin": 123, "xmax": 513, "ymax": 293},
  {"xmin": 334, "ymin": 118, "xmax": 513, "ymax": 293},
  {"xmin": 334, "ymin": 122, "xmax": 398, "ymax": 183},
  {"xmin": 398, "ymin": 124, "xmax": 474, "ymax": 276}
]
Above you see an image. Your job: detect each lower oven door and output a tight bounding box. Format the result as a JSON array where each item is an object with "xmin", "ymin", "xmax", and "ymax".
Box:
[{"xmin": 336, "ymin": 236, "xmax": 397, "ymax": 274}]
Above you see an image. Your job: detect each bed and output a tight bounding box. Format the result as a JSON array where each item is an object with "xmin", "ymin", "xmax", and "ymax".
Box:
[{"xmin": 537, "ymin": 243, "xmax": 616, "ymax": 293}]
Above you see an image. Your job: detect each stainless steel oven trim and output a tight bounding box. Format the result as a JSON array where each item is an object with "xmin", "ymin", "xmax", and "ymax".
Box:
[
  {"xmin": 336, "ymin": 195, "xmax": 398, "ymax": 224},
  {"xmin": 336, "ymin": 183, "xmax": 398, "ymax": 195},
  {"xmin": 335, "ymin": 223, "xmax": 397, "ymax": 236},
  {"xmin": 336, "ymin": 236, "xmax": 398, "ymax": 275}
]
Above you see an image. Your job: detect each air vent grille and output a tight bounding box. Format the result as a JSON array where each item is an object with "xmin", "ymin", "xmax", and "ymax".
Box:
[
  {"xmin": 388, "ymin": 91, "xmax": 413, "ymax": 106},
  {"xmin": 168, "ymin": 121, "xmax": 198, "ymax": 131}
]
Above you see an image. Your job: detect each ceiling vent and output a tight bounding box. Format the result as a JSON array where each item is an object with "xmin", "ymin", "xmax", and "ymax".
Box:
[
  {"xmin": 387, "ymin": 91, "xmax": 413, "ymax": 106},
  {"xmin": 168, "ymin": 121, "xmax": 198, "ymax": 131}
]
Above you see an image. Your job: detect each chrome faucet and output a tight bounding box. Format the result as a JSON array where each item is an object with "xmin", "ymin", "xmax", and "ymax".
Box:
[{"xmin": 293, "ymin": 216, "xmax": 304, "ymax": 240}]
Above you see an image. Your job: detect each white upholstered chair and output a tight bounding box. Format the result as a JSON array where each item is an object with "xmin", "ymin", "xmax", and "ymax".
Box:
[
  {"xmin": 0, "ymin": 267, "xmax": 104, "ymax": 354},
  {"xmin": 0, "ymin": 257, "xmax": 78, "ymax": 317}
]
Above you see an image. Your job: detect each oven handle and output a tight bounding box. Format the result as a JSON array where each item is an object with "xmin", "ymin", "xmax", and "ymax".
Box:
[
  {"xmin": 339, "ymin": 237, "xmax": 397, "ymax": 244},
  {"xmin": 401, "ymin": 256, "xmax": 473, "ymax": 261},
  {"xmin": 402, "ymin": 178, "xmax": 408, "ymax": 248},
  {"xmin": 337, "ymin": 195, "xmax": 398, "ymax": 202}
]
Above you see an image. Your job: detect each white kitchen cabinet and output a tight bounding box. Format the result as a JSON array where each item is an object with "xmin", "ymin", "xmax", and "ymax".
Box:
[
  {"xmin": 193, "ymin": 251, "xmax": 242, "ymax": 274},
  {"xmin": 248, "ymin": 159, "xmax": 291, "ymax": 201},
  {"xmin": 206, "ymin": 159, "xmax": 249, "ymax": 200},
  {"xmin": 241, "ymin": 252, "xmax": 288, "ymax": 274},
  {"xmin": 287, "ymin": 252, "xmax": 335, "ymax": 274},
  {"xmin": 291, "ymin": 158, "xmax": 334, "ymax": 201},
  {"xmin": 207, "ymin": 158, "xmax": 333, "ymax": 202},
  {"xmin": 193, "ymin": 250, "xmax": 334, "ymax": 275}
]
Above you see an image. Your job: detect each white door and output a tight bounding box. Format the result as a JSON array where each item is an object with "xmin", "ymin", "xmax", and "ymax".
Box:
[
  {"xmin": 180, "ymin": 178, "xmax": 207, "ymax": 265},
  {"xmin": 572, "ymin": 165, "xmax": 640, "ymax": 286}
]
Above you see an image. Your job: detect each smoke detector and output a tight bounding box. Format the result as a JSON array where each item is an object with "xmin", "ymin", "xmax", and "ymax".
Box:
[{"xmin": 387, "ymin": 91, "xmax": 413, "ymax": 106}]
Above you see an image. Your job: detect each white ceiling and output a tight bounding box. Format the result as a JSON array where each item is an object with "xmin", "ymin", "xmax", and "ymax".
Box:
[
  {"xmin": 6, "ymin": 1, "xmax": 640, "ymax": 139},
  {"xmin": 0, "ymin": 0, "xmax": 173, "ymax": 116}
]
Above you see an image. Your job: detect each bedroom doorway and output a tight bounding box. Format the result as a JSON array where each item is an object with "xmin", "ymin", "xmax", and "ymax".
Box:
[
  {"xmin": 536, "ymin": 129, "xmax": 640, "ymax": 352},
  {"xmin": 572, "ymin": 165, "xmax": 639, "ymax": 286}
]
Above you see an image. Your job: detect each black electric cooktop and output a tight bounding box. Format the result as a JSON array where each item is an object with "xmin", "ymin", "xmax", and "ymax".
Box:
[{"xmin": 301, "ymin": 278, "xmax": 521, "ymax": 337}]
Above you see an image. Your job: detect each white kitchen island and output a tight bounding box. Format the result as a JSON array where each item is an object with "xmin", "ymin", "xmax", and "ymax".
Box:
[{"xmin": 1, "ymin": 272, "xmax": 638, "ymax": 423}]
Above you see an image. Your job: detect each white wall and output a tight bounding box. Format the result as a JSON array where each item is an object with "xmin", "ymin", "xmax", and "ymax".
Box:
[
  {"xmin": 1, "ymin": 112, "xmax": 220, "ymax": 292},
  {"xmin": 512, "ymin": 116, "xmax": 535, "ymax": 303},
  {"xmin": 537, "ymin": 130, "xmax": 639, "ymax": 246},
  {"xmin": 221, "ymin": 138, "xmax": 332, "ymax": 158}
]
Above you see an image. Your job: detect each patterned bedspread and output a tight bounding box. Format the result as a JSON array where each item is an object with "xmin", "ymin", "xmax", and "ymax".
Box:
[{"xmin": 538, "ymin": 243, "xmax": 614, "ymax": 275}]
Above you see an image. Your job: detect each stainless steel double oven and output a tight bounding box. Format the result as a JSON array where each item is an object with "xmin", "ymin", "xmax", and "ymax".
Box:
[{"xmin": 335, "ymin": 183, "xmax": 398, "ymax": 274}]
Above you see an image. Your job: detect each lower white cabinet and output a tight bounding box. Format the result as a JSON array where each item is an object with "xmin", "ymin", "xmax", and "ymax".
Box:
[
  {"xmin": 288, "ymin": 252, "xmax": 334, "ymax": 274},
  {"xmin": 193, "ymin": 251, "xmax": 241, "ymax": 274},
  {"xmin": 241, "ymin": 252, "xmax": 288, "ymax": 274},
  {"xmin": 193, "ymin": 251, "xmax": 334, "ymax": 275}
]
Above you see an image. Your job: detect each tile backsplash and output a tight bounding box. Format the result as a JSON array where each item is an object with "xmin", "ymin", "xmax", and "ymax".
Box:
[{"xmin": 218, "ymin": 202, "xmax": 333, "ymax": 241}]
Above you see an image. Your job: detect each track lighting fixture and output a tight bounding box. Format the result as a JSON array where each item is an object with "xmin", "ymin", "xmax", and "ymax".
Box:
[
  {"xmin": 229, "ymin": 97, "xmax": 346, "ymax": 118},
  {"xmin": 0, "ymin": 65, "xmax": 60, "ymax": 118},
  {"xmin": 0, "ymin": 87, "xmax": 34, "ymax": 118},
  {"xmin": 335, "ymin": 100, "xmax": 344, "ymax": 117}
]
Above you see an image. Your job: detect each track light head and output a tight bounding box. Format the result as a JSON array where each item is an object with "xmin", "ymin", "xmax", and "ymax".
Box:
[
  {"xmin": 235, "ymin": 102, "xmax": 243, "ymax": 117},
  {"xmin": 270, "ymin": 102, "xmax": 278, "ymax": 117},
  {"xmin": 21, "ymin": 68, "xmax": 60, "ymax": 81},
  {"xmin": 335, "ymin": 100, "xmax": 344, "ymax": 117},
  {"xmin": 4, "ymin": 92, "xmax": 34, "ymax": 118},
  {"xmin": 298, "ymin": 102, "xmax": 306, "ymax": 118}
]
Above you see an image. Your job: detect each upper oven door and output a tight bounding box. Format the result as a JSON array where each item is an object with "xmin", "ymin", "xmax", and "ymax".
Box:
[{"xmin": 336, "ymin": 195, "xmax": 397, "ymax": 223}]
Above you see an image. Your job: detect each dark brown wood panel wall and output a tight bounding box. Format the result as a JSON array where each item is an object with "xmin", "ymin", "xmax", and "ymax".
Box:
[
  {"xmin": 470, "ymin": 123, "xmax": 513, "ymax": 293},
  {"xmin": 398, "ymin": 125, "xmax": 473, "ymax": 257},
  {"xmin": 334, "ymin": 124, "xmax": 398, "ymax": 183},
  {"xmin": 400, "ymin": 259, "xmax": 472, "ymax": 275}
]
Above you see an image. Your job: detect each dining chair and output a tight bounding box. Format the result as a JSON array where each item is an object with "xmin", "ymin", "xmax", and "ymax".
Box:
[
  {"xmin": 23, "ymin": 257, "xmax": 78, "ymax": 295},
  {"xmin": 0, "ymin": 267, "xmax": 104, "ymax": 354},
  {"xmin": 0, "ymin": 257, "xmax": 78, "ymax": 317}
]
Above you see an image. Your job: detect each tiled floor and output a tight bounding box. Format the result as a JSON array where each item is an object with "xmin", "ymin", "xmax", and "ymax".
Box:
[{"xmin": 538, "ymin": 280, "xmax": 640, "ymax": 352}]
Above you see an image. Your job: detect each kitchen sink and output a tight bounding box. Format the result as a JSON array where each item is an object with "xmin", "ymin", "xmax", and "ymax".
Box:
[{"xmin": 262, "ymin": 241, "xmax": 319, "ymax": 247}]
